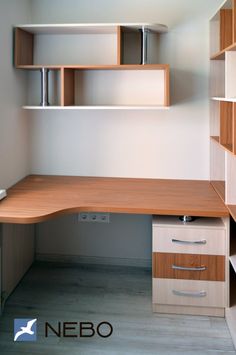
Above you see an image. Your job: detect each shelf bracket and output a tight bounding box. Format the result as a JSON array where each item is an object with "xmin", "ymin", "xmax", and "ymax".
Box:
[
  {"xmin": 40, "ymin": 68, "xmax": 50, "ymax": 106},
  {"xmin": 140, "ymin": 26, "xmax": 149, "ymax": 65}
]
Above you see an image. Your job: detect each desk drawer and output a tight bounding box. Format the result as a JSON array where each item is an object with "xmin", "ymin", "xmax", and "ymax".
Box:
[
  {"xmin": 153, "ymin": 252, "xmax": 225, "ymax": 281},
  {"xmin": 153, "ymin": 278, "xmax": 225, "ymax": 307},
  {"xmin": 153, "ymin": 227, "xmax": 225, "ymax": 255}
]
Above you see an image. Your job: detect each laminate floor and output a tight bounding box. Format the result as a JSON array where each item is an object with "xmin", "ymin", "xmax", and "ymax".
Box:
[{"xmin": 0, "ymin": 262, "xmax": 235, "ymax": 355}]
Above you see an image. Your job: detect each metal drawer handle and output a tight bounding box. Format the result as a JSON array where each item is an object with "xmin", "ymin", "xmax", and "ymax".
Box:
[
  {"xmin": 172, "ymin": 239, "xmax": 207, "ymax": 245},
  {"xmin": 172, "ymin": 290, "xmax": 207, "ymax": 298},
  {"xmin": 172, "ymin": 264, "xmax": 207, "ymax": 271}
]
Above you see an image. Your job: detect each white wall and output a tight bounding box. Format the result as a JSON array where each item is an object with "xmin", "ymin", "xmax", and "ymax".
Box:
[
  {"xmin": 0, "ymin": 0, "xmax": 31, "ymax": 189},
  {"xmin": 36, "ymin": 214, "xmax": 152, "ymax": 267},
  {"xmin": 0, "ymin": 0, "xmax": 35, "ymax": 307},
  {"xmin": 30, "ymin": 0, "xmax": 222, "ymax": 265},
  {"xmin": 29, "ymin": 0, "xmax": 223, "ymax": 180}
]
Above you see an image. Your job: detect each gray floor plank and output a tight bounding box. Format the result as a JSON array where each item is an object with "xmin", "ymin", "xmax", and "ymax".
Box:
[{"xmin": 0, "ymin": 262, "xmax": 235, "ymax": 355}]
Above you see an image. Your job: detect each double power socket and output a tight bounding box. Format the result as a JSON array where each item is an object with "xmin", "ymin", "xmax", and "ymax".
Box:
[{"xmin": 78, "ymin": 212, "xmax": 110, "ymax": 223}]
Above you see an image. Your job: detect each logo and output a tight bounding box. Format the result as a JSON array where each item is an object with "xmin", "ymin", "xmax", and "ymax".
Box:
[
  {"xmin": 13, "ymin": 319, "xmax": 113, "ymax": 341},
  {"xmin": 14, "ymin": 319, "xmax": 37, "ymax": 342},
  {"xmin": 45, "ymin": 321, "xmax": 113, "ymax": 338}
]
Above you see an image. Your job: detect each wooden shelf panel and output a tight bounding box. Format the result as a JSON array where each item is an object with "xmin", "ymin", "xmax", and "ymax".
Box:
[
  {"xmin": 211, "ymin": 42, "xmax": 236, "ymax": 60},
  {"xmin": 22, "ymin": 105, "xmax": 170, "ymax": 110},
  {"xmin": 210, "ymin": 50, "xmax": 226, "ymax": 60},
  {"xmin": 16, "ymin": 23, "xmax": 168, "ymax": 35},
  {"xmin": 16, "ymin": 64, "xmax": 169, "ymax": 70},
  {"xmin": 221, "ymin": 142, "xmax": 233, "ymax": 153},
  {"xmin": 211, "ymin": 136, "xmax": 220, "ymax": 143},
  {"xmin": 212, "ymin": 97, "xmax": 236, "ymax": 102},
  {"xmin": 17, "ymin": 65, "xmax": 62, "ymax": 70},
  {"xmin": 211, "ymin": 137, "xmax": 234, "ymax": 156},
  {"xmin": 0, "ymin": 175, "xmax": 228, "ymax": 224},
  {"xmin": 211, "ymin": 42, "xmax": 236, "ymax": 61}
]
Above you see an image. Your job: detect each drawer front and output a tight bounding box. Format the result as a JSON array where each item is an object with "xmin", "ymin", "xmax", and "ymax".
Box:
[
  {"xmin": 153, "ymin": 278, "xmax": 225, "ymax": 307},
  {"xmin": 153, "ymin": 226, "xmax": 225, "ymax": 255},
  {"xmin": 153, "ymin": 252, "xmax": 225, "ymax": 281}
]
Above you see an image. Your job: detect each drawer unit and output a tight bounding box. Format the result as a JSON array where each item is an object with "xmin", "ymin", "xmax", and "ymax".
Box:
[
  {"xmin": 153, "ymin": 252, "xmax": 225, "ymax": 281},
  {"xmin": 153, "ymin": 279, "xmax": 225, "ymax": 308},
  {"xmin": 153, "ymin": 225, "xmax": 225, "ymax": 255},
  {"xmin": 152, "ymin": 216, "xmax": 228, "ymax": 316}
]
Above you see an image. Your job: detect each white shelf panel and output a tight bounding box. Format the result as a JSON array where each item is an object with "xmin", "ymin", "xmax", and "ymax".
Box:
[
  {"xmin": 230, "ymin": 256, "xmax": 236, "ymax": 273},
  {"xmin": 23, "ymin": 105, "xmax": 170, "ymax": 110},
  {"xmin": 16, "ymin": 23, "xmax": 168, "ymax": 35},
  {"xmin": 212, "ymin": 97, "xmax": 236, "ymax": 102}
]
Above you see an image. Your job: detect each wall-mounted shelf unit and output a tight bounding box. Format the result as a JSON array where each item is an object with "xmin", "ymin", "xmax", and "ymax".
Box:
[
  {"xmin": 210, "ymin": 0, "xmax": 236, "ymax": 156},
  {"xmin": 210, "ymin": 0, "xmax": 236, "ymax": 202},
  {"xmin": 14, "ymin": 23, "xmax": 170, "ymax": 109},
  {"xmin": 210, "ymin": 0, "xmax": 236, "ymax": 346}
]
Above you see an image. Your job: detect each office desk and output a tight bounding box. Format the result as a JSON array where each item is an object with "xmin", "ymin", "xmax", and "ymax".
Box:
[
  {"xmin": 0, "ymin": 175, "xmax": 228, "ymax": 223},
  {"xmin": 0, "ymin": 175, "xmax": 230, "ymax": 319}
]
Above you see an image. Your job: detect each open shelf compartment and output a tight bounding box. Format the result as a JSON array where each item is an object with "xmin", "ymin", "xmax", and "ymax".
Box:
[
  {"xmin": 25, "ymin": 64, "xmax": 170, "ymax": 108},
  {"xmin": 14, "ymin": 23, "xmax": 168, "ymax": 67},
  {"xmin": 210, "ymin": 0, "xmax": 236, "ymax": 59},
  {"xmin": 210, "ymin": 138, "xmax": 226, "ymax": 202},
  {"xmin": 220, "ymin": 101, "xmax": 236, "ymax": 154},
  {"xmin": 61, "ymin": 65, "xmax": 170, "ymax": 107}
]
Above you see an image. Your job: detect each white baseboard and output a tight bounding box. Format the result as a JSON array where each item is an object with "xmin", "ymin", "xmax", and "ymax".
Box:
[{"xmin": 36, "ymin": 253, "xmax": 151, "ymax": 268}]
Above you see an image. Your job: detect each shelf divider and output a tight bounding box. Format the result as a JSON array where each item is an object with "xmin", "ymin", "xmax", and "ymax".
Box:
[
  {"xmin": 116, "ymin": 26, "xmax": 122, "ymax": 65},
  {"xmin": 233, "ymin": 0, "xmax": 236, "ymax": 43},
  {"xmin": 15, "ymin": 28, "xmax": 34, "ymax": 66},
  {"xmin": 61, "ymin": 68, "xmax": 75, "ymax": 106}
]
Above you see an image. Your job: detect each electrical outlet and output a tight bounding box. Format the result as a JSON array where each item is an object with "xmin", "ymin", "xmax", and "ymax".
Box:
[
  {"xmin": 78, "ymin": 212, "xmax": 110, "ymax": 223},
  {"xmin": 90, "ymin": 213, "xmax": 110, "ymax": 223},
  {"xmin": 90, "ymin": 213, "xmax": 98, "ymax": 222},
  {"xmin": 98, "ymin": 213, "xmax": 110, "ymax": 223},
  {"xmin": 78, "ymin": 212, "xmax": 90, "ymax": 222}
]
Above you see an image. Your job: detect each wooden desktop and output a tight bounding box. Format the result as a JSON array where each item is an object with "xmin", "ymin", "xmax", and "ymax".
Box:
[{"xmin": 0, "ymin": 175, "xmax": 229, "ymax": 223}]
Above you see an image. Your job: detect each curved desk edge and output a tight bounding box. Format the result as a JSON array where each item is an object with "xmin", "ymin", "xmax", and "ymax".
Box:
[{"xmin": 0, "ymin": 175, "xmax": 229, "ymax": 224}]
